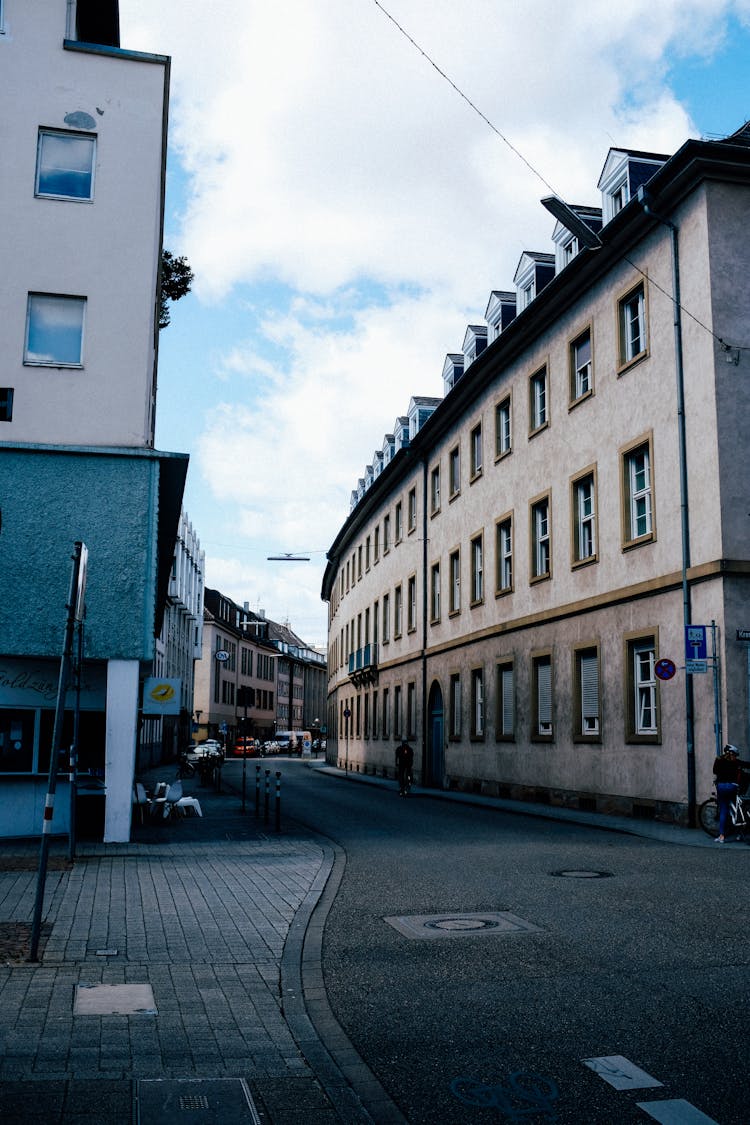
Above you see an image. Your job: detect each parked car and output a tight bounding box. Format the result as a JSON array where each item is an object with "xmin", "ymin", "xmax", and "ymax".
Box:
[
  {"xmin": 229, "ymin": 737, "xmax": 260, "ymax": 758},
  {"xmin": 188, "ymin": 739, "xmax": 224, "ymax": 762}
]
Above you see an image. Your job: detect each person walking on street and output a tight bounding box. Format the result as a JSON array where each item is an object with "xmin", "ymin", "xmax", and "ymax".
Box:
[
  {"xmin": 713, "ymin": 744, "xmax": 750, "ymax": 842},
  {"xmin": 395, "ymin": 739, "xmax": 414, "ymax": 797}
]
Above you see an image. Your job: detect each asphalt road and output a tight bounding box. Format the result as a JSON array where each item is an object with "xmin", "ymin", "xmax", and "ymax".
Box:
[{"xmin": 231, "ymin": 758, "xmax": 749, "ymax": 1124}]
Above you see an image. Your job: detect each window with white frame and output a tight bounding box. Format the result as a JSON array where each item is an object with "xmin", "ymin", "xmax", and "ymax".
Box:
[
  {"xmin": 529, "ymin": 366, "xmax": 548, "ymax": 433},
  {"xmin": 407, "ymin": 575, "xmax": 417, "ymax": 632},
  {"xmin": 471, "ymin": 668, "xmax": 484, "ymax": 737},
  {"xmin": 531, "ymin": 497, "xmax": 551, "ymax": 580},
  {"xmin": 533, "ymin": 654, "xmax": 553, "ymax": 737},
  {"xmin": 25, "ymin": 293, "xmax": 86, "ymax": 366},
  {"xmin": 374, "ymin": 525, "xmax": 380, "ymax": 562},
  {"xmin": 430, "ymin": 465, "xmax": 441, "ymax": 514},
  {"xmin": 623, "ymin": 441, "xmax": 653, "ymax": 544},
  {"xmin": 382, "ymin": 687, "xmax": 390, "ymax": 737},
  {"xmin": 394, "ymin": 685, "xmax": 402, "ymax": 738},
  {"xmin": 36, "ymin": 129, "xmax": 96, "ymax": 201},
  {"xmin": 395, "ymin": 501, "xmax": 403, "ymax": 543},
  {"xmin": 470, "ymin": 423, "xmax": 483, "ymax": 478},
  {"xmin": 618, "ymin": 282, "xmax": 647, "ymax": 366},
  {"xmin": 394, "ymin": 585, "xmax": 403, "ymax": 638},
  {"xmin": 449, "ymin": 549, "xmax": 461, "ymax": 613},
  {"xmin": 629, "ymin": 637, "xmax": 658, "ymax": 737},
  {"xmin": 430, "ymin": 561, "xmax": 440, "ymax": 623},
  {"xmin": 496, "ymin": 515, "xmax": 513, "ymax": 593},
  {"xmin": 570, "ymin": 328, "xmax": 592, "ymax": 402},
  {"xmin": 372, "ymin": 689, "xmax": 379, "ymax": 738},
  {"xmin": 449, "ymin": 673, "xmax": 461, "ymax": 738},
  {"xmin": 573, "ymin": 471, "xmax": 597, "ymax": 564},
  {"xmin": 382, "ymin": 593, "xmax": 390, "ymax": 643},
  {"xmin": 576, "ymin": 647, "xmax": 600, "ymax": 736},
  {"xmin": 496, "ymin": 662, "xmax": 514, "ymax": 739},
  {"xmin": 495, "ymin": 395, "xmax": 511, "ymax": 457},
  {"xmin": 407, "ymin": 682, "xmax": 416, "ymax": 738},
  {"xmin": 449, "ymin": 445, "xmax": 460, "ymax": 497},
  {"xmin": 408, "ymin": 487, "xmax": 417, "ymax": 533},
  {"xmin": 470, "ymin": 533, "xmax": 484, "ymax": 604},
  {"xmin": 383, "ymin": 514, "xmax": 391, "ymax": 552}
]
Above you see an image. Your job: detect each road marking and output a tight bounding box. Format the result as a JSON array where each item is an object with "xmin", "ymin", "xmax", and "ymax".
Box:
[
  {"xmin": 582, "ymin": 1055, "xmax": 663, "ymax": 1090},
  {"xmin": 636, "ymin": 1099, "xmax": 720, "ymax": 1125}
]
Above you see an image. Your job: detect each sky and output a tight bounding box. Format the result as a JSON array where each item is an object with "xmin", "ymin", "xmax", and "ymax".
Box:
[{"xmin": 119, "ymin": 0, "xmax": 750, "ymax": 649}]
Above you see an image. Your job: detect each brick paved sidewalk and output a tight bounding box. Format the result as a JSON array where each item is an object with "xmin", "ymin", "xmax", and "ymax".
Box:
[{"xmin": 0, "ymin": 770, "xmax": 344, "ymax": 1124}]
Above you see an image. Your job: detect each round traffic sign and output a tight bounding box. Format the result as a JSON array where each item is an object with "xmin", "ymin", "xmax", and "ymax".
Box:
[{"xmin": 655, "ymin": 658, "xmax": 676, "ymax": 681}]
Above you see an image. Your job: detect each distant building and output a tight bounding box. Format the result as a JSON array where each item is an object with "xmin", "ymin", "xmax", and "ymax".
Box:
[{"xmin": 323, "ymin": 124, "xmax": 750, "ymax": 827}]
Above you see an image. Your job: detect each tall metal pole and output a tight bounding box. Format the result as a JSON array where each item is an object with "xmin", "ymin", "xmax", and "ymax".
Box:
[
  {"xmin": 68, "ymin": 618, "xmax": 84, "ymax": 862},
  {"xmin": 30, "ymin": 542, "xmax": 86, "ymax": 961}
]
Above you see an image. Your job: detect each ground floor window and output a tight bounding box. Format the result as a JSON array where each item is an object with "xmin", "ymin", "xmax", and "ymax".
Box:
[{"xmin": 0, "ymin": 707, "xmax": 105, "ymax": 774}]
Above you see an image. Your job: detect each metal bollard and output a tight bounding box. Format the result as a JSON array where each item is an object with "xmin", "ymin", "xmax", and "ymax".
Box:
[
  {"xmin": 264, "ymin": 769, "xmax": 270, "ymax": 824},
  {"xmin": 275, "ymin": 771, "xmax": 281, "ymax": 832},
  {"xmin": 255, "ymin": 764, "xmax": 261, "ymax": 816}
]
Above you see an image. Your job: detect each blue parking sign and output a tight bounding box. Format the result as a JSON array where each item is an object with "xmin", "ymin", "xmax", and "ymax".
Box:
[{"xmin": 685, "ymin": 626, "xmax": 707, "ymax": 660}]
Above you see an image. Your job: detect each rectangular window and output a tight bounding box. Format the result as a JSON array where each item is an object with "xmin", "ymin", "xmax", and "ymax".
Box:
[
  {"xmin": 470, "ymin": 423, "xmax": 483, "ymax": 478},
  {"xmin": 394, "ymin": 685, "xmax": 402, "ymax": 738},
  {"xmin": 0, "ymin": 388, "xmax": 13, "ymax": 422},
  {"xmin": 408, "ymin": 487, "xmax": 417, "ymax": 533},
  {"xmin": 530, "ymin": 496, "xmax": 551, "ymax": 581},
  {"xmin": 382, "ymin": 593, "xmax": 390, "ymax": 643},
  {"xmin": 533, "ymin": 654, "xmax": 553, "ymax": 738},
  {"xmin": 364, "ymin": 692, "xmax": 370, "ymax": 739},
  {"xmin": 25, "ymin": 293, "xmax": 85, "ymax": 366},
  {"xmin": 470, "ymin": 533, "xmax": 484, "ymax": 604},
  {"xmin": 374, "ymin": 525, "xmax": 380, "ymax": 562},
  {"xmin": 449, "ymin": 549, "xmax": 461, "ymax": 613},
  {"xmin": 449, "ymin": 673, "xmax": 461, "ymax": 738},
  {"xmin": 36, "ymin": 129, "xmax": 96, "ymax": 201},
  {"xmin": 496, "ymin": 662, "xmax": 514, "ymax": 740},
  {"xmin": 430, "ymin": 561, "xmax": 440, "ymax": 623},
  {"xmin": 365, "ymin": 536, "xmax": 371, "ymax": 570},
  {"xmin": 407, "ymin": 575, "xmax": 417, "ymax": 632},
  {"xmin": 407, "ymin": 683, "xmax": 416, "ymax": 739},
  {"xmin": 529, "ymin": 366, "xmax": 548, "ymax": 433},
  {"xmin": 357, "ymin": 545, "xmax": 362, "ymax": 579},
  {"xmin": 495, "ymin": 396, "xmax": 511, "ymax": 457},
  {"xmin": 619, "ymin": 282, "xmax": 647, "ymax": 366},
  {"xmin": 383, "ymin": 514, "xmax": 391, "ymax": 552},
  {"xmin": 382, "ymin": 688, "xmax": 390, "ymax": 737},
  {"xmin": 394, "ymin": 585, "xmax": 403, "ymax": 638},
  {"xmin": 628, "ymin": 637, "xmax": 658, "ymax": 738},
  {"xmin": 373, "ymin": 600, "xmax": 379, "ymax": 645},
  {"xmin": 430, "ymin": 465, "xmax": 441, "ymax": 514},
  {"xmin": 449, "ymin": 445, "xmax": 460, "ymax": 497},
  {"xmin": 572, "ymin": 471, "xmax": 597, "ymax": 564},
  {"xmin": 623, "ymin": 440, "xmax": 654, "ymax": 544},
  {"xmin": 570, "ymin": 328, "xmax": 592, "ymax": 402},
  {"xmin": 496, "ymin": 515, "xmax": 513, "ymax": 594},
  {"xmin": 576, "ymin": 647, "xmax": 600, "ymax": 737},
  {"xmin": 395, "ymin": 501, "xmax": 403, "ymax": 543},
  {"xmin": 372, "ymin": 690, "xmax": 379, "ymax": 738},
  {"xmin": 471, "ymin": 668, "xmax": 484, "ymax": 737}
]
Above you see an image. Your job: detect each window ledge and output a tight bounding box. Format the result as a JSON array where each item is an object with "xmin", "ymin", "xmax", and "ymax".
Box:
[
  {"xmin": 622, "ymin": 533, "xmax": 655, "ymax": 553},
  {"xmin": 568, "ymin": 389, "xmax": 593, "ymax": 411},
  {"xmin": 617, "ymin": 350, "xmax": 649, "ymax": 377}
]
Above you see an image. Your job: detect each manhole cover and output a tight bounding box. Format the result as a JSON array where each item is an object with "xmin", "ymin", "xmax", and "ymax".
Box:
[
  {"xmin": 550, "ymin": 870, "xmax": 613, "ymax": 879},
  {"xmin": 384, "ymin": 912, "xmax": 543, "ymax": 940},
  {"xmin": 74, "ymin": 983, "xmax": 157, "ymax": 1015},
  {"xmin": 137, "ymin": 1079, "xmax": 261, "ymax": 1123}
]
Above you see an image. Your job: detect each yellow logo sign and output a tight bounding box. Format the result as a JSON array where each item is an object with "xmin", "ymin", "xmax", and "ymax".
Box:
[{"xmin": 149, "ymin": 682, "xmax": 176, "ymax": 704}]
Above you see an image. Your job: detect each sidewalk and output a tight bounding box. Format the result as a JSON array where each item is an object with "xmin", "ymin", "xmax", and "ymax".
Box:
[
  {"xmin": 0, "ymin": 768, "xmax": 358, "ymax": 1125},
  {"xmin": 309, "ymin": 760, "xmax": 745, "ymax": 849}
]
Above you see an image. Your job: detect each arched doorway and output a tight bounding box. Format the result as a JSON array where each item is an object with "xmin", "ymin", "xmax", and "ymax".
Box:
[{"xmin": 426, "ymin": 680, "xmax": 445, "ymax": 788}]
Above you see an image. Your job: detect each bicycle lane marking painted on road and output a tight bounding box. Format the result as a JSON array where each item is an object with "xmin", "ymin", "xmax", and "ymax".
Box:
[
  {"xmin": 582, "ymin": 1057, "xmax": 720, "ymax": 1124},
  {"xmin": 582, "ymin": 1055, "xmax": 663, "ymax": 1090}
]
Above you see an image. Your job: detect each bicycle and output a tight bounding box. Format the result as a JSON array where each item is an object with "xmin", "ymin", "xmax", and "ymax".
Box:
[
  {"xmin": 399, "ymin": 771, "xmax": 412, "ymax": 797},
  {"xmin": 698, "ymin": 788, "xmax": 750, "ymax": 838},
  {"xmin": 450, "ymin": 1072, "xmax": 559, "ymax": 1121}
]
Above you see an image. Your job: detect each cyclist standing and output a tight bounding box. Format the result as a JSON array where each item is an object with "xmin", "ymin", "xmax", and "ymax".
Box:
[{"xmin": 712, "ymin": 744, "xmax": 750, "ymax": 842}]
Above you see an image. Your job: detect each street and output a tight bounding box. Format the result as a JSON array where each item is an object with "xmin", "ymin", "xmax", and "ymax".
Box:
[{"xmin": 234, "ymin": 758, "xmax": 749, "ymax": 1125}]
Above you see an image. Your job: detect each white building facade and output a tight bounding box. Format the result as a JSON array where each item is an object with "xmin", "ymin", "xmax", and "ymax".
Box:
[{"xmin": 322, "ymin": 126, "xmax": 750, "ymax": 828}]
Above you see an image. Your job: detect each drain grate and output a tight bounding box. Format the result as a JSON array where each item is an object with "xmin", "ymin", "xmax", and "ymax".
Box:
[
  {"xmin": 384, "ymin": 911, "xmax": 543, "ymax": 940},
  {"xmin": 179, "ymin": 1095, "xmax": 210, "ymax": 1109},
  {"xmin": 137, "ymin": 1079, "xmax": 261, "ymax": 1123}
]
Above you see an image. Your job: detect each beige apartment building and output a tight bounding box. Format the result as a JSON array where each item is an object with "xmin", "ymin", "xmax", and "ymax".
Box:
[{"xmin": 321, "ymin": 125, "xmax": 750, "ymax": 827}]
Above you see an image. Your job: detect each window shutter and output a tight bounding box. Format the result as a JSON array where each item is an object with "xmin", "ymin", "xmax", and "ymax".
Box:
[
  {"xmin": 581, "ymin": 653, "xmax": 599, "ymax": 719},
  {"xmin": 537, "ymin": 660, "xmax": 552, "ymax": 726},
  {"xmin": 501, "ymin": 667, "xmax": 514, "ymax": 735}
]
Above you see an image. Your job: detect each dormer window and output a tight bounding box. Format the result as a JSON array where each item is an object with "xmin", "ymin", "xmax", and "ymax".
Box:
[
  {"xmin": 462, "ymin": 326, "xmax": 488, "ymax": 369},
  {"xmin": 598, "ymin": 148, "xmax": 669, "ymax": 225},
  {"xmin": 485, "ymin": 291, "xmax": 517, "ymax": 342},
  {"xmin": 514, "ymin": 252, "xmax": 555, "ymax": 311},
  {"xmin": 562, "ymin": 236, "xmax": 578, "ymax": 265}
]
